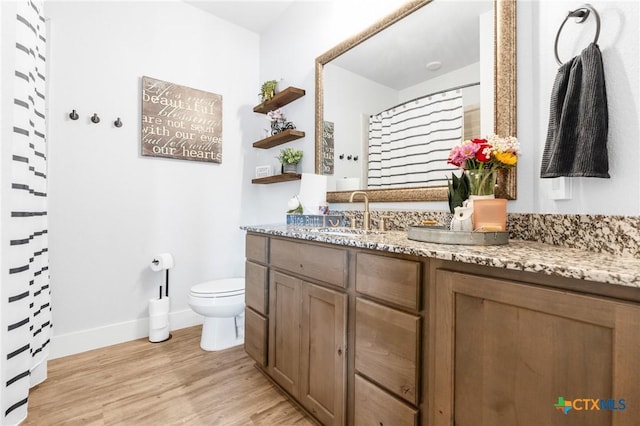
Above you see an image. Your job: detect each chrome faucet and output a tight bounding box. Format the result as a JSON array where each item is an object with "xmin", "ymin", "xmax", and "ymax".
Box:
[{"xmin": 349, "ymin": 191, "xmax": 370, "ymax": 230}]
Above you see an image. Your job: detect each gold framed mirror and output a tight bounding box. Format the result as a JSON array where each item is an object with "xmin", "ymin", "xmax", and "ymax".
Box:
[{"xmin": 315, "ymin": 0, "xmax": 516, "ymax": 203}]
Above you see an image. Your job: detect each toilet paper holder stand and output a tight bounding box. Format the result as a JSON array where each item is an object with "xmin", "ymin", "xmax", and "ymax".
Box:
[
  {"xmin": 152, "ymin": 259, "xmax": 170, "ymax": 298},
  {"xmin": 150, "ymin": 259, "xmax": 172, "ymax": 343}
]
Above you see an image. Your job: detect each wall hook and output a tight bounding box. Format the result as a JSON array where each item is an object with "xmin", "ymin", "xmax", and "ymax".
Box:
[
  {"xmin": 114, "ymin": 117, "xmax": 123, "ymax": 128},
  {"xmin": 339, "ymin": 154, "xmax": 345, "ymax": 160},
  {"xmin": 353, "ymin": 156, "xmax": 359, "ymax": 161},
  {"xmin": 91, "ymin": 113, "xmax": 100, "ymax": 124},
  {"xmin": 347, "ymin": 155, "xmax": 353, "ymax": 160},
  {"xmin": 69, "ymin": 109, "xmax": 79, "ymax": 120}
]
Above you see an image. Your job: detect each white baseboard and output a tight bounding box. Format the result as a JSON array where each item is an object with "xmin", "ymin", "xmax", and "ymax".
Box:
[{"xmin": 49, "ymin": 309, "xmax": 202, "ymax": 360}]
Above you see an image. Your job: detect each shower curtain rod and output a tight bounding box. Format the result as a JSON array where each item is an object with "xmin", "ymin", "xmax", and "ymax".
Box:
[{"xmin": 374, "ymin": 81, "xmax": 480, "ymax": 117}]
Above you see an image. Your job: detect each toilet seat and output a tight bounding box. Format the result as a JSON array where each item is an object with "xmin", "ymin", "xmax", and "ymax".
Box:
[{"xmin": 190, "ymin": 278, "xmax": 245, "ymax": 298}]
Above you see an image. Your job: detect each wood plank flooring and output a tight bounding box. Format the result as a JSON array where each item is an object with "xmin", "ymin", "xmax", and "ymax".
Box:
[{"xmin": 23, "ymin": 326, "xmax": 316, "ymax": 425}]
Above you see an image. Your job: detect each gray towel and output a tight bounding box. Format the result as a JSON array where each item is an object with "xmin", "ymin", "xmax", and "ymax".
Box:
[{"xmin": 540, "ymin": 43, "xmax": 609, "ymax": 178}]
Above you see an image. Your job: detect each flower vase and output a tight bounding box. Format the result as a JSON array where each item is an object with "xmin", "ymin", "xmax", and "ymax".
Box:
[
  {"xmin": 465, "ymin": 169, "xmax": 497, "ymax": 197},
  {"xmin": 283, "ymin": 163, "xmax": 298, "ymax": 174},
  {"xmin": 464, "ymin": 169, "xmax": 496, "ymax": 212}
]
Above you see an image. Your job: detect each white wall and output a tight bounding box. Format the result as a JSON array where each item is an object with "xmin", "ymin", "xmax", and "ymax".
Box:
[
  {"xmin": 399, "ymin": 63, "xmax": 481, "ymax": 107},
  {"xmin": 256, "ymin": 0, "xmax": 640, "ymax": 215},
  {"xmin": 45, "ymin": 1, "xmax": 260, "ymax": 358},
  {"xmin": 324, "ymin": 64, "xmax": 397, "ymax": 187},
  {"xmin": 528, "ymin": 0, "xmax": 640, "ymax": 215}
]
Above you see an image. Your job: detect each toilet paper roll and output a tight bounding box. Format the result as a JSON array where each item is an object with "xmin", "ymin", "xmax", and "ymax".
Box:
[
  {"xmin": 149, "ymin": 297, "xmax": 170, "ymax": 343},
  {"xmin": 336, "ymin": 177, "xmax": 361, "ymax": 191},
  {"xmin": 149, "ymin": 313, "xmax": 169, "ymax": 329},
  {"xmin": 149, "ymin": 325, "xmax": 170, "ymax": 343},
  {"xmin": 150, "ymin": 253, "xmax": 173, "ymax": 271},
  {"xmin": 148, "ymin": 297, "xmax": 170, "ymax": 316}
]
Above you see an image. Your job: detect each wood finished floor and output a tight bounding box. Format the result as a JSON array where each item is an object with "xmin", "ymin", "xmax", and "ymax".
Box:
[{"xmin": 23, "ymin": 326, "xmax": 315, "ymax": 426}]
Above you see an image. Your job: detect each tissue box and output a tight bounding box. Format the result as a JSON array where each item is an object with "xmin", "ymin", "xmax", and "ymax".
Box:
[{"xmin": 286, "ymin": 214, "xmax": 345, "ymax": 228}]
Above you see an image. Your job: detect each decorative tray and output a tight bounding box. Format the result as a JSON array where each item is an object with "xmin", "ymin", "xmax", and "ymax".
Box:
[{"xmin": 407, "ymin": 225, "xmax": 509, "ymax": 245}]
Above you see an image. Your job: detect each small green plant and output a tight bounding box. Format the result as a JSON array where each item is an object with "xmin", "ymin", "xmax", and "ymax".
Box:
[
  {"xmin": 277, "ymin": 148, "xmax": 303, "ymax": 165},
  {"xmin": 260, "ymin": 80, "xmax": 278, "ymax": 102},
  {"xmin": 447, "ymin": 171, "xmax": 470, "ymax": 213}
]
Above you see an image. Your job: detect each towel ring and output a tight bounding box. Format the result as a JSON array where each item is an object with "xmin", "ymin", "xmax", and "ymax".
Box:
[{"xmin": 554, "ymin": 4, "xmax": 601, "ymax": 65}]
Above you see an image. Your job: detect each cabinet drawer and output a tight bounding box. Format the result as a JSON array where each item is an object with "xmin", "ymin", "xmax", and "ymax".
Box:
[
  {"xmin": 245, "ymin": 261, "xmax": 268, "ymax": 315},
  {"xmin": 355, "ymin": 298, "xmax": 420, "ymax": 405},
  {"xmin": 270, "ymin": 238, "xmax": 347, "ymax": 288},
  {"xmin": 246, "ymin": 234, "xmax": 268, "ymax": 264},
  {"xmin": 354, "ymin": 374, "xmax": 418, "ymax": 426},
  {"xmin": 356, "ymin": 252, "xmax": 421, "ymax": 310},
  {"xmin": 244, "ymin": 307, "xmax": 267, "ymax": 368}
]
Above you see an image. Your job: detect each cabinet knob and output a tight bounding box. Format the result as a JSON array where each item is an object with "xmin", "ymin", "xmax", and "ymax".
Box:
[{"xmin": 337, "ymin": 347, "xmax": 342, "ymax": 356}]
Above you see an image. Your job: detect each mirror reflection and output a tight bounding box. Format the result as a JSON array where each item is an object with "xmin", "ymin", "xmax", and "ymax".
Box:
[{"xmin": 315, "ymin": 0, "xmax": 517, "ymax": 202}]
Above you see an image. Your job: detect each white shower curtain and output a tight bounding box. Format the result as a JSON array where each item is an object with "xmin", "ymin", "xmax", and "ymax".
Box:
[
  {"xmin": 368, "ymin": 90, "xmax": 463, "ymax": 188},
  {"xmin": 2, "ymin": 1, "xmax": 51, "ymax": 424}
]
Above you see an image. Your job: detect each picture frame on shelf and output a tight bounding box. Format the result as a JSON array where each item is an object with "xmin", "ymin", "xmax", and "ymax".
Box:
[{"xmin": 255, "ymin": 165, "xmax": 273, "ymax": 179}]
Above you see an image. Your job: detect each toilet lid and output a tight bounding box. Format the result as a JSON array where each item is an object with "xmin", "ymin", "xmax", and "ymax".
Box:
[{"xmin": 191, "ymin": 278, "xmax": 245, "ymax": 297}]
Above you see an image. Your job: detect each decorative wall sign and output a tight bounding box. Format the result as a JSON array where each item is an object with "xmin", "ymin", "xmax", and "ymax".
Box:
[
  {"xmin": 322, "ymin": 120, "xmax": 335, "ymax": 174},
  {"xmin": 141, "ymin": 76, "xmax": 222, "ymax": 163}
]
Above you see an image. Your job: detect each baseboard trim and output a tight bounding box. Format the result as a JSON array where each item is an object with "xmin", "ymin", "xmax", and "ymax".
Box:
[{"xmin": 49, "ymin": 309, "xmax": 202, "ymax": 359}]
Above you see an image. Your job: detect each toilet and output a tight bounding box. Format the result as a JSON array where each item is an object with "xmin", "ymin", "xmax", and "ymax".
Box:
[{"xmin": 188, "ymin": 278, "xmax": 245, "ymax": 351}]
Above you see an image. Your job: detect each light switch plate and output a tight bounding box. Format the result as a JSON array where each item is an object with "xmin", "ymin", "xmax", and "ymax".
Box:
[{"xmin": 549, "ymin": 177, "xmax": 571, "ymax": 200}]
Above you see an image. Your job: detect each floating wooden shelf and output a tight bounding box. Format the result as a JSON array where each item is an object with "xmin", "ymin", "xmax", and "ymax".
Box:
[
  {"xmin": 252, "ymin": 173, "xmax": 302, "ymax": 184},
  {"xmin": 253, "ymin": 129, "xmax": 305, "ymax": 149},
  {"xmin": 253, "ymin": 87, "xmax": 306, "ymax": 114},
  {"xmin": 251, "ymin": 87, "xmax": 305, "ymax": 185}
]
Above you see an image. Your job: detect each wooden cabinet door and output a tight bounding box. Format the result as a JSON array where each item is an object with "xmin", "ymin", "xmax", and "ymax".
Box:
[
  {"xmin": 355, "ymin": 298, "xmax": 420, "ymax": 405},
  {"xmin": 356, "ymin": 253, "xmax": 421, "ymax": 310},
  {"xmin": 246, "ymin": 233, "xmax": 268, "ymax": 264},
  {"xmin": 433, "ymin": 270, "xmax": 640, "ymax": 426},
  {"xmin": 268, "ymin": 271, "xmax": 301, "ymax": 398},
  {"xmin": 300, "ymin": 283, "xmax": 347, "ymax": 425},
  {"xmin": 354, "ymin": 374, "xmax": 418, "ymax": 426},
  {"xmin": 244, "ymin": 307, "xmax": 267, "ymax": 367},
  {"xmin": 245, "ymin": 261, "xmax": 268, "ymax": 315},
  {"xmin": 270, "ymin": 238, "xmax": 348, "ymax": 288}
]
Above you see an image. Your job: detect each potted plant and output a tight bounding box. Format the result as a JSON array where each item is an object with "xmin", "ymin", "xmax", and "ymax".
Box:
[
  {"xmin": 277, "ymin": 148, "xmax": 303, "ymax": 173},
  {"xmin": 446, "ymin": 171, "xmax": 470, "ymax": 214},
  {"xmin": 260, "ymin": 80, "xmax": 278, "ymax": 103}
]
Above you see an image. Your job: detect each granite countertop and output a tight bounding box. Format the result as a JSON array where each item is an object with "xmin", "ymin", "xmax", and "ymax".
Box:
[{"xmin": 241, "ymin": 224, "xmax": 640, "ymax": 289}]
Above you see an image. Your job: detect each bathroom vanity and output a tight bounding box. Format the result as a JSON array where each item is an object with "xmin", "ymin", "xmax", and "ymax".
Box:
[{"xmin": 242, "ymin": 225, "xmax": 640, "ymax": 426}]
